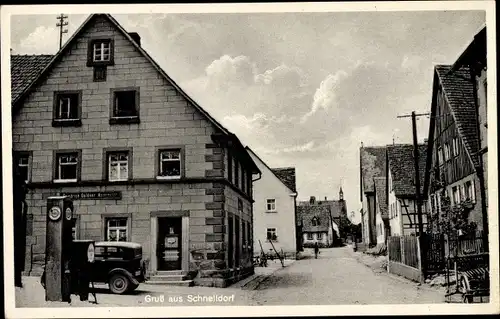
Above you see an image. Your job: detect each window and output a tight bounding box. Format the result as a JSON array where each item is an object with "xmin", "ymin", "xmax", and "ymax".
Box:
[
  {"xmin": 234, "ymin": 160, "xmax": 239, "ymax": 187},
  {"xmin": 110, "ymin": 88, "xmax": 140, "ymax": 124},
  {"xmin": 107, "ymin": 151, "xmax": 130, "ymax": 181},
  {"xmin": 14, "ymin": 152, "xmax": 31, "ymax": 183},
  {"xmin": 266, "ymin": 199, "xmax": 276, "ymax": 212},
  {"xmin": 87, "ymin": 38, "xmax": 114, "ymax": 66},
  {"xmin": 452, "ymin": 186, "xmax": 459, "ymax": 205},
  {"xmin": 430, "ymin": 195, "xmax": 435, "ymax": 214},
  {"xmin": 266, "ymin": 228, "xmax": 277, "ymax": 241},
  {"xmin": 93, "ymin": 66, "xmax": 107, "ymax": 82},
  {"xmin": 444, "ymin": 143, "xmax": 450, "ymax": 161},
  {"xmin": 53, "ymin": 91, "xmax": 81, "ymax": 126},
  {"xmin": 54, "ymin": 151, "xmax": 80, "ymax": 182},
  {"xmin": 106, "ymin": 218, "xmax": 128, "ymax": 242},
  {"xmin": 452, "ymin": 138, "xmax": 459, "ymax": 156},
  {"xmin": 317, "ymin": 233, "xmax": 323, "ymax": 240},
  {"xmin": 465, "ymin": 181, "xmax": 475, "ymax": 202},
  {"xmin": 242, "ymin": 221, "xmax": 247, "ymax": 252},
  {"xmin": 311, "ymin": 217, "xmax": 320, "ymax": 226},
  {"xmin": 307, "ymin": 233, "xmax": 313, "ymax": 240},
  {"xmin": 227, "ymin": 152, "xmax": 233, "ymax": 182},
  {"xmin": 437, "ymin": 147, "xmax": 443, "ymax": 165},
  {"xmin": 241, "ymin": 170, "xmax": 246, "ymax": 192},
  {"xmin": 238, "ymin": 198, "xmax": 243, "ymax": 212},
  {"xmin": 157, "ymin": 149, "xmax": 181, "ymax": 179},
  {"xmin": 460, "ymin": 185, "xmax": 466, "ymax": 202}
]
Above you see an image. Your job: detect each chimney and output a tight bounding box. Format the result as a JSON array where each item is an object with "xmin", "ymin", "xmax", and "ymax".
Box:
[
  {"xmin": 128, "ymin": 32, "xmax": 141, "ymax": 46},
  {"xmin": 309, "ymin": 196, "xmax": 316, "ymax": 205}
]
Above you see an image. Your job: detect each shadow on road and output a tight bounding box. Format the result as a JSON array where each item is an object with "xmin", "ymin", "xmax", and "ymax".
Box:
[
  {"xmin": 256, "ymin": 272, "xmax": 313, "ymax": 290},
  {"xmin": 90, "ymin": 287, "xmax": 153, "ymax": 296}
]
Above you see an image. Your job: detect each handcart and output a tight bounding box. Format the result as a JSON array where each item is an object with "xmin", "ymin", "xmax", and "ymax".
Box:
[{"xmin": 445, "ymin": 252, "xmax": 489, "ymax": 303}]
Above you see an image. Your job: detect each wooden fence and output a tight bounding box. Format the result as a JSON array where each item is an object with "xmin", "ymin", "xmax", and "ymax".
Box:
[{"xmin": 387, "ymin": 235, "xmax": 423, "ymax": 282}]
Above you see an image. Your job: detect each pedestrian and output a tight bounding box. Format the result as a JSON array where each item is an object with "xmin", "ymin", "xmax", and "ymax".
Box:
[{"xmin": 314, "ymin": 241, "xmax": 319, "ymax": 259}]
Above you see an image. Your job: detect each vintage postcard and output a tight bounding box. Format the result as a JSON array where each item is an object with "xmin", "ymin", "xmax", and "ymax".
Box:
[{"xmin": 1, "ymin": 1, "xmax": 498, "ymax": 318}]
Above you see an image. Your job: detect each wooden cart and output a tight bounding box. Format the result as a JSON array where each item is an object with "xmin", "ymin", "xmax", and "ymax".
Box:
[{"xmin": 445, "ymin": 252, "xmax": 489, "ymax": 303}]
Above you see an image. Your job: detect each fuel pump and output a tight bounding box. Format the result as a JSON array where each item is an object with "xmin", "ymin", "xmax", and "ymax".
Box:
[
  {"xmin": 44, "ymin": 196, "xmax": 73, "ymax": 302},
  {"xmin": 70, "ymin": 240, "xmax": 97, "ymax": 302}
]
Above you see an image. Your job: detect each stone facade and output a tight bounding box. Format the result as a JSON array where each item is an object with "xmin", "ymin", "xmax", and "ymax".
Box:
[{"xmin": 12, "ymin": 14, "xmax": 258, "ymax": 287}]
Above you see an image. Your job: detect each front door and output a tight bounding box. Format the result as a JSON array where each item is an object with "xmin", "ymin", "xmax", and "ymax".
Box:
[{"xmin": 157, "ymin": 217, "xmax": 182, "ymax": 271}]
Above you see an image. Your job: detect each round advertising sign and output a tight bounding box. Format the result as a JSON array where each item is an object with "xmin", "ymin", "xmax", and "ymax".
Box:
[
  {"xmin": 87, "ymin": 243, "xmax": 95, "ymax": 263},
  {"xmin": 48, "ymin": 207, "xmax": 62, "ymax": 221},
  {"xmin": 65, "ymin": 207, "xmax": 72, "ymax": 220}
]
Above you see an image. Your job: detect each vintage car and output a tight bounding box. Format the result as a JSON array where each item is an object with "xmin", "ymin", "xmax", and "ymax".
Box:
[{"xmin": 41, "ymin": 241, "xmax": 146, "ymax": 294}]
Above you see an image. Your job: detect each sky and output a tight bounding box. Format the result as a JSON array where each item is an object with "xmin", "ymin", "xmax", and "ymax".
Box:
[{"xmin": 8, "ymin": 8, "xmax": 486, "ymax": 224}]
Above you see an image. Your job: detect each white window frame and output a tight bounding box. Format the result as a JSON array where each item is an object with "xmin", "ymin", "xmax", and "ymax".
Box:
[
  {"xmin": 266, "ymin": 228, "xmax": 277, "ymax": 241},
  {"xmin": 452, "ymin": 186, "xmax": 459, "ymax": 205},
  {"xmin": 106, "ymin": 218, "xmax": 128, "ymax": 242},
  {"xmin": 108, "ymin": 152, "xmax": 129, "ymax": 181},
  {"xmin": 93, "ymin": 41, "xmax": 111, "ymax": 62},
  {"xmin": 157, "ymin": 149, "xmax": 181, "ymax": 180},
  {"xmin": 438, "ymin": 147, "xmax": 443, "ymax": 165},
  {"xmin": 317, "ymin": 232, "xmax": 323, "ymax": 240},
  {"xmin": 465, "ymin": 181, "xmax": 475, "ymax": 202},
  {"xmin": 444, "ymin": 143, "xmax": 450, "ymax": 161},
  {"xmin": 54, "ymin": 153, "xmax": 78, "ymax": 183},
  {"xmin": 307, "ymin": 233, "xmax": 313, "ymax": 240},
  {"xmin": 452, "ymin": 138, "xmax": 459, "ymax": 156},
  {"xmin": 17, "ymin": 154, "xmax": 31, "ymax": 183},
  {"xmin": 266, "ymin": 199, "xmax": 276, "ymax": 212}
]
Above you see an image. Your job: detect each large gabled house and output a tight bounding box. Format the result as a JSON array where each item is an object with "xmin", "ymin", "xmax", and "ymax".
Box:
[
  {"xmin": 386, "ymin": 144, "xmax": 429, "ymax": 237},
  {"xmin": 10, "ymin": 13, "xmax": 261, "ymax": 288},
  {"xmin": 359, "ymin": 145, "xmax": 386, "ymax": 246},
  {"xmin": 245, "ymin": 147, "xmax": 299, "ymax": 258},
  {"xmin": 423, "ymin": 61, "xmax": 484, "ymax": 235}
]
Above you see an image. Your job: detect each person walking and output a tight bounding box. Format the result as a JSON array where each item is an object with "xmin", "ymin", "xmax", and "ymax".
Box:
[{"xmin": 314, "ymin": 241, "xmax": 319, "ymax": 259}]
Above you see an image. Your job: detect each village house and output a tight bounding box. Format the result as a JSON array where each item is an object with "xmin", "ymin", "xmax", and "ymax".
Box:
[
  {"xmin": 373, "ymin": 177, "xmax": 389, "ymax": 245},
  {"xmin": 359, "ymin": 145, "xmax": 386, "ymax": 247},
  {"xmin": 245, "ymin": 147, "xmax": 299, "ymax": 258},
  {"xmin": 386, "ymin": 144, "xmax": 429, "ymax": 236},
  {"xmin": 297, "ymin": 193, "xmax": 344, "ymax": 248},
  {"xmin": 445, "ymin": 25, "xmax": 488, "ymax": 233},
  {"xmin": 423, "ymin": 51, "xmax": 485, "ymax": 234},
  {"xmin": 11, "ymin": 13, "xmax": 261, "ymax": 288}
]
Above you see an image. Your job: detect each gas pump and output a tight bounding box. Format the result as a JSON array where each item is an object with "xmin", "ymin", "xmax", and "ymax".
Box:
[
  {"xmin": 44, "ymin": 196, "xmax": 74, "ymax": 302},
  {"xmin": 70, "ymin": 240, "xmax": 97, "ymax": 303}
]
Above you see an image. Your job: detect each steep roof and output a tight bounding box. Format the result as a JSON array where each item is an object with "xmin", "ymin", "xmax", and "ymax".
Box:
[
  {"xmin": 360, "ymin": 146, "xmax": 387, "ymax": 197},
  {"xmin": 297, "ymin": 204, "xmax": 331, "ymax": 233},
  {"xmin": 271, "ymin": 167, "xmax": 297, "ymax": 192},
  {"xmin": 435, "ymin": 64, "xmax": 480, "ymax": 168},
  {"xmin": 10, "ymin": 54, "xmax": 53, "ymax": 103},
  {"xmin": 245, "ymin": 147, "xmax": 296, "ymax": 194},
  {"xmin": 373, "ymin": 177, "xmax": 388, "ymax": 216},
  {"xmin": 387, "ymin": 143, "xmax": 427, "ymax": 197}
]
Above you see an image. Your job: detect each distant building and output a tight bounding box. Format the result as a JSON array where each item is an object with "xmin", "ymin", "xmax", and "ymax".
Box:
[
  {"xmin": 359, "ymin": 146, "xmax": 386, "ymax": 246},
  {"xmin": 297, "ymin": 192, "xmax": 344, "ymax": 248},
  {"xmin": 373, "ymin": 177, "xmax": 389, "ymax": 244},
  {"xmin": 246, "ymin": 147, "xmax": 298, "ymax": 258},
  {"xmin": 386, "ymin": 144, "xmax": 429, "ymax": 236}
]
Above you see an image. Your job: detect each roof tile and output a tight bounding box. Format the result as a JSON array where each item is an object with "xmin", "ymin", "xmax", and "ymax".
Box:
[
  {"xmin": 387, "ymin": 143, "xmax": 427, "ymax": 197},
  {"xmin": 10, "ymin": 54, "xmax": 53, "ymax": 103},
  {"xmin": 271, "ymin": 167, "xmax": 296, "ymax": 192}
]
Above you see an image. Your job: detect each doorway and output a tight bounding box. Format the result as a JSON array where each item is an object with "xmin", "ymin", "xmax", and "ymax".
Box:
[{"xmin": 157, "ymin": 217, "xmax": 182, "ymax": 271}]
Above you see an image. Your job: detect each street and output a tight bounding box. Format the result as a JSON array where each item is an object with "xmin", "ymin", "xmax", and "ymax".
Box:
[
  {"xmin": 251, "ymin": 247, "xmax": 444, "ymax": 305},
  {"xmin": 15, "ymin": 247, "xmax": 444, "ymax": 307}
]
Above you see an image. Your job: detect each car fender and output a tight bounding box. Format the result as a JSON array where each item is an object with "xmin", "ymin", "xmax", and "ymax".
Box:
[{"xmin": 108, "ymin": 268, "xmax": 139, "ymax": 285}]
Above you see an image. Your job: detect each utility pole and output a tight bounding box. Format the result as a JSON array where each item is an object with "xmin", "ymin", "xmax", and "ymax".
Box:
[
  {"xmin": 398, "ymin": 111, "xmax": 430, "ymax": 275},
  {"xmin": 56, "ymin": 14, "xmax": 68, "ymax": 50}
]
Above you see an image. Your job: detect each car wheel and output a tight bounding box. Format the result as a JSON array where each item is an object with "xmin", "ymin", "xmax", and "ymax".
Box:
[{"xmin": 109, "ymin": 274, "xmax": 130, "ymax": 294}]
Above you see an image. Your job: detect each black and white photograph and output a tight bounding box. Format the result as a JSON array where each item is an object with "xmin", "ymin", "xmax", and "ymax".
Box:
[{"xmin": 1, "ymin": 1, "xmax": 498, "ymax": 318}]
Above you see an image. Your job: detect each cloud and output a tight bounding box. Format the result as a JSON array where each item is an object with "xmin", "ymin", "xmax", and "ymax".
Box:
[{"xmin": 302, "ymin": 70, "xmax": 348, "ymax": 122}]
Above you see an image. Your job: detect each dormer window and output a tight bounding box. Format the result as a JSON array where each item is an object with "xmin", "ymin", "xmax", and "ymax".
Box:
[
  {"xmin": 312, "ymin": 217, "xmax": 320, "ymax": 226},
  {"xmin": 87, "ymin": 38, "xmax": 114, "ymax": 66}
]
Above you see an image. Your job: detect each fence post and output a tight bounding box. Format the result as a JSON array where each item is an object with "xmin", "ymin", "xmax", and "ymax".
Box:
[
  {"xmin": 417, "ymin": 236, "xmax": 424, "ymax": 283},
  {"xmin": 387, "ymin": 237, "xmax": 391, "ymax": 273},
  {"xmin": 400, "ymin": 236, "xmax": 405, "ymax": 265}
]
